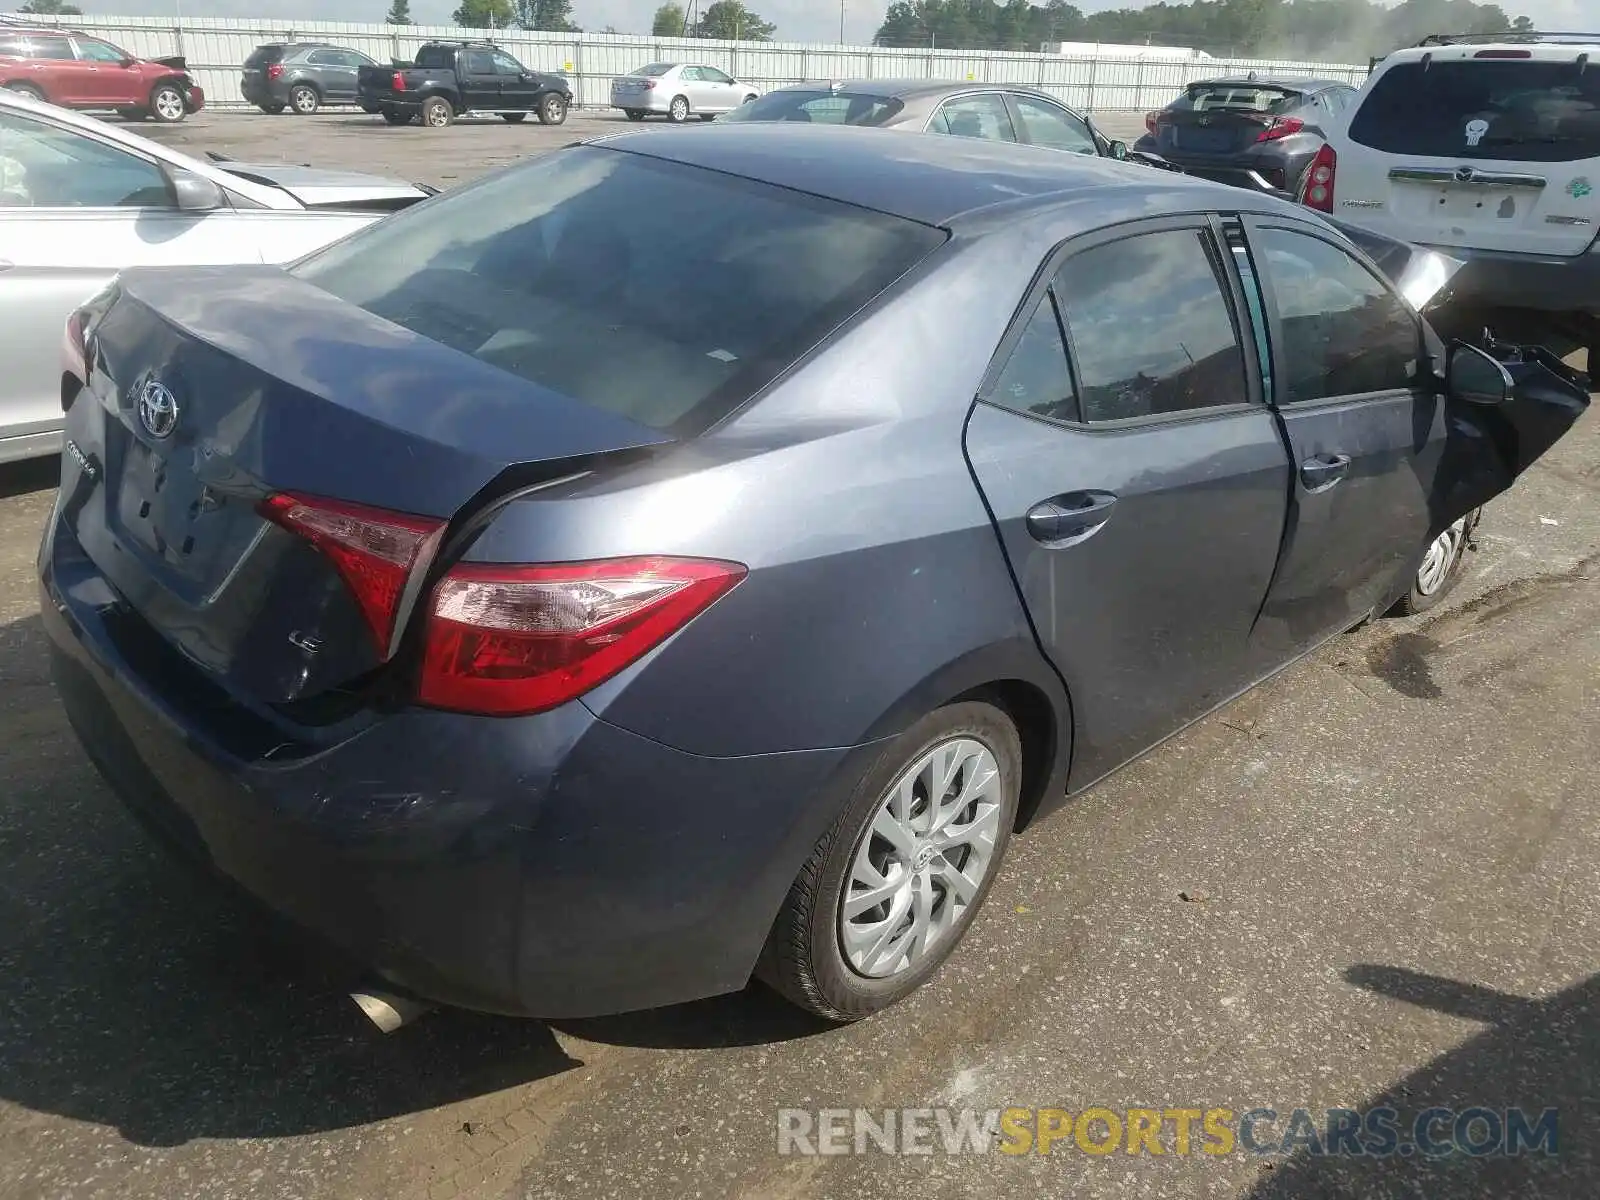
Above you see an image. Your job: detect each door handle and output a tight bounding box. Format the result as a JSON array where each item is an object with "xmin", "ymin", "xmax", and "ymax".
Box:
[
  {"xmin": 1299, "ymin": 453, "xmax": 1352, "ymax": 491},
  {"xmin": 1026, "ymin": 491, "xmax": 1118, "ymax": 545}
]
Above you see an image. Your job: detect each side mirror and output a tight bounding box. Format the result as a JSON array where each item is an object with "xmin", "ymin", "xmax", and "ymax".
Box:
[
  {"xmin": 1109, "ymin": 139, "xmax": 1129, "ymax": 161},
  {"xmin": 121, "ymin": 56, "xmax": 137, "ymax": 68},
  {"xmin": 168, "ymin": 168, "xmax": 223, "ymax": 213},
  {"xmin": 1447, "ymin": 342, "xmax": 1513, "ymax": 406}
]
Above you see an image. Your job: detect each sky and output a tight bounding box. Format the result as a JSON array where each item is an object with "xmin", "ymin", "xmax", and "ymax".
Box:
[{"xmin": 50, "ymin": 0, "xmax": 1593, "ymax": 54}]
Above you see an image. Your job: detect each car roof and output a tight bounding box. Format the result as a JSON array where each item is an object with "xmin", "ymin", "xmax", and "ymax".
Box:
[
  {"xmin": 589, "ymin": 121, "xmax": 1266, "ymax": 227},
  {"xmin": 768, "ymin": 78, "xmax": 1063, "ymax": 101}
]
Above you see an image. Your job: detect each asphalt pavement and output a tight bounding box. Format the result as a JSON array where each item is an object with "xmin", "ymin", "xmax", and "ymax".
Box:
[{"xmin": 0, "ymin": 111, "xmax": 1595, "ymax": 1200}]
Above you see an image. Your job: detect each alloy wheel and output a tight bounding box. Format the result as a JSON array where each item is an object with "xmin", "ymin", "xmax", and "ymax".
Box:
[
  {"xmin": 838, "ymin": 737, "xmax": 1004, "ymax": 979},
  {"xmin": 152, "ymin": 86, "xmax": 185, "ymax": 122}
]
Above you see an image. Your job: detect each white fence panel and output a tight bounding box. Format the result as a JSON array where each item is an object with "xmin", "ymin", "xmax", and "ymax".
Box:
[{"xmin": 13, "ymin": 13, "xmax": 1367, "ymax": 112}]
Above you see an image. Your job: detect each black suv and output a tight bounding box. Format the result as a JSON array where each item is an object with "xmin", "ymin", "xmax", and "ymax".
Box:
[{"xmin": 242, "ymin": 42, "xmax": 382, "ymax": 115}]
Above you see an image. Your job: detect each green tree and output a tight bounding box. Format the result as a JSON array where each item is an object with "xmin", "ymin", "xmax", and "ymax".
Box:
[
  {"xmin": 652, "ymin": 2, "xmax": 688, "ymax": 35},
  {"xmin": 385, "ymin": 0, "xmax": 413, "ymax": 24},
  {"xmin": 452, "ymin": 0, "xmax": 514, "ymax": 28},
  {"xmin": 692, "ymin": 0, "xmax": 776, "ymax": 40},
  {"xmin": 19, "ymin": 0, "xmax": 84, "ymax": 13},
  {"xmin": 514, "ymin": 0, "xmax": 579, "ymax": 31}
]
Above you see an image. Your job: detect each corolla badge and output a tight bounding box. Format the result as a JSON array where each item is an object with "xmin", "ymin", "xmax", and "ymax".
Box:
[{"xmin": 137, "ymin": 380, "xmax": 179, "ymax": 440}]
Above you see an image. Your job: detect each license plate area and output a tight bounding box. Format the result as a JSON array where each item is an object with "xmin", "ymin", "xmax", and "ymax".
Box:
[
  {"xmin": 113, "ymin": 439, "xmax": 244, "ymax": 585},
  {"xmin": 1175, "ymin": 126, "xmax": 1233, "ymax": 153}
]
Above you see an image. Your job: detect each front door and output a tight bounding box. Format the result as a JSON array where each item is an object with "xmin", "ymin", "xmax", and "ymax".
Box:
[
  {"xmin": 72, "ymin": 37, "xmax": 136, "ymax": 105},
  {"xmin": 492, "ymin": 49, "xmax": 535, "ymax": 108},
  {"xmin": 1239, "ymin": 217, "xmax": 1441, "ymax": 656},
  {"xmin": 698, "ymin": 66, "xmax": 739, "ymax": 112},
  {"xmin": 964, "ymin": 217, "xmax": 1293, "ymax": 787}
]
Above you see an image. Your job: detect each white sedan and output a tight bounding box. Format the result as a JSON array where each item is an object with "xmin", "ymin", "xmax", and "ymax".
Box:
[{"xmin": 0, "ymin": 89, "xmax": 433, "ymax": 465}]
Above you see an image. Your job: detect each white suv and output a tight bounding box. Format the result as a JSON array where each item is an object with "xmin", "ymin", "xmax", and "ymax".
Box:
[{"xmin": 1300, "ymin": 32, "xmax": 1600, "ymax": 358}]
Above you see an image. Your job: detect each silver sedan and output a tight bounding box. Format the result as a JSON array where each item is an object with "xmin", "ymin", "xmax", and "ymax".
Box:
[
  {"xmin": 610, "ymin": 62, "xmax": 759, "ymax": 123},
  {"xmin": 0, "ymin": 89, "xmax": 432, "ymax": 465}
]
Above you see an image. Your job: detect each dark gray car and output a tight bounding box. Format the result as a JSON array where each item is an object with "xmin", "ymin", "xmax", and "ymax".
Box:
[
  {"xmin": 1134, "ymin": 74, "xmax": 1357, "ymax": 194},
  {"xmin": 721, "ymin": 78, "xmax": 1142, "ymax": 161},
  {"xmin": 241, "ymin": 42, "xmax": 381, "ymax": 115},
  {"xmin": 40, "ymin": 124, "xmax": 1588, "ymax": 1027}
]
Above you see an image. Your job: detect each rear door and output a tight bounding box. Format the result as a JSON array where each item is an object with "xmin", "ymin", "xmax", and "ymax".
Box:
[
  {"xmin": 927, "ymin": 92, "xmax": 1017, "ymax": 142},
  {"xmin": 1237, "ymin": 216, "xmax": 1439, "ymax": 654},
  {"xmin": 963, "ymin": 216, "xmax": 1293, "ymax": 786},
  {"xmin": 1341, "ymin": 52, "xmax": 1600, "ymax": 255},
  {"xmin": 19, "ymin": 34, "xmax": 89, "ymax": 104},
  {"xmin": 307, "ymin": 48, "xmax": 363, "ymax": 102}
]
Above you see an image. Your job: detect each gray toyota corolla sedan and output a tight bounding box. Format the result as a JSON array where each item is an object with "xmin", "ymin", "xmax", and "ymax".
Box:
[{"xmin": 40, "ymin": 123, "xmax": 1587, "ymax": 1025}]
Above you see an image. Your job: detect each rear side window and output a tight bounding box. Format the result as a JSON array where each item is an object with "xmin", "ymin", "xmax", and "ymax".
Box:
[
  {"xmin": 988, "ymin": 294, "xmax": 1077, "ymax": 423},
  {"xmin": 292, "ymin": 147, "xmax": 945, "ymax": 435},
  {"xmin": 1253, "ymin": 227, "xmax": 1419, "ymax": 403},
  {"xmin": 722, "ymin": 89, "xmax": 903, "ymax": 126},
  {"xmin": 6, "ymin": 36, "xmax": 73, "ymax": 61},
  {"xmin": 245, "ymin": 45, "xmax": 288, "ymax": 68},
  {"xmin": 415, "ymin": 45, "xmax": 455, "ymax": 69},
  {"xmin": 929, "ymin": 93, "xmax": 1016, "ymax": 141},
  {"xmin": 1350, "ymin": 60, "xmax": 1600, "ymax": 162},
  {"xmin": 1056, "ymin": 230, "xmax": 1250, "ymax": 422}
]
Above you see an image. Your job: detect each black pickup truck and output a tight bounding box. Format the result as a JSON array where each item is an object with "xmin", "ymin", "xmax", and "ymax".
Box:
[{"xmin": 357, "ymin": 41, "xmax": 572, "ymax": 128}]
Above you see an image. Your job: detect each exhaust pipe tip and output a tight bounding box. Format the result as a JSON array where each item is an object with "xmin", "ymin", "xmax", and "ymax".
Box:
[{"xmin": 351, "ymin": 988, "xmax": 433, "ymax": 1034}]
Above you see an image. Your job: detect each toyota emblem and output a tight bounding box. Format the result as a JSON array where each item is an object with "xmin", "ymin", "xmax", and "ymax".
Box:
[{"xmin": 137, "ymin": 380, "xmax": 179, "ymax": 440}]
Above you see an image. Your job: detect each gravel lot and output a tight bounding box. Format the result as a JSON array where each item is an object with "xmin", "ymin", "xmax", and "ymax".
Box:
[{"xmin": 0, "ymin": 110, "xmax": 1595, "ymax": 1200}]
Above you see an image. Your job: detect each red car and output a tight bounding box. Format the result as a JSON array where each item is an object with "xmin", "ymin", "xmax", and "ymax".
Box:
[{"xmin": 0, "ymin": 26, "xmax": 202, "ymax": 123}]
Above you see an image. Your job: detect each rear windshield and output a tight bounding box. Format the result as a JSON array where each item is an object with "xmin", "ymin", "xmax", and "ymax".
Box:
[
  {"xmin": 1179, "ymin": 84, "xmax": 1303, "ymax": 113},
  {"xmin": 245, "ymin": 45, "xmax": 288, "ymax": 68},
  {"xmin": 630, "ymin": 63, "xmax": 675, "ymax": 77},
  {"xmin": 720, "ymin": 89, "xmax": 904, "ymax": 126},
  {"xmin": 1350, "ymin": 59, "xmax": 1600, "ymax": 162},
  {"xmin": 291, "ymin": 146, "xmax": 944, "ymax": 435}
]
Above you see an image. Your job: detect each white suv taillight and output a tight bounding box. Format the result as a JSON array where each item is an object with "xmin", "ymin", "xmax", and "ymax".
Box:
[
  {"xmin": 1300, "ymin": 143, "xmax": 1337, "ymax": 213},
  {"xmin": 418, "ymin": 557, "xmax": 746, "ymax": 716}
]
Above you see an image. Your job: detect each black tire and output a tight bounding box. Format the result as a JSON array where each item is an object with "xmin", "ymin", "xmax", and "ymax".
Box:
[
  {"xmin": 149, "ymin": 81, "xmax": 187, "ymax": 123},
  {"xmin": 421, "ymin": 95, "xmax": 454, "ymax": 129},
  {"xmin": 537, "ymin": 93, "xmax": 568, "ymax": 125},
  {"xmin": 381, "ymin": 107, "xmax": 413, "ymax": 126},
  {"xmin": 257, "ymin": 102, "xmax": 286, "ymax": 115},
  {"xmin": 667, "ymin": 94, "xmax": 690, "ymax": 123},
  {"xmin": 624, "ymin": 108, "xmax": 645, "ymax": 121},
  {"xmin": 117, "ymin": 106, "xmax": 150, "ymax": 121},
  {"xmin": 698, "ymin": 113, "xmax": 716, "ymax": 122},
  {"xmin": 1390, "ymin": 510, "xmax": 1479, "ymax": 616},
  {"xmin": 289, "ymin": 83, "xmax": 320, "ymax": 116},
  {"xmin": 501, "ymin": 111, "xmax": 528, "ymax": 123},
  {"xmin": 757, "ymin": 700, "xmax": 1023, "ymax": 1022},
  {"xmin": 4, "ymin": 83, "xmax": 46, "ymax": 103}
]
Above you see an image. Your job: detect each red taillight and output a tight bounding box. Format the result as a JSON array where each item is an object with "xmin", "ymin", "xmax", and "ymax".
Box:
[
  {"xmin": 641, "ymin": 79, "xmax": 657, "ymax": 90},
  {"xmin": 1256, "ymin": 116, "xmax": 1305, "ymax": 142},
  {"xmin": 266, "ymin": 63, "xmax": 285, "ymax": 80},
  {"xmin": 259, "ymin": 493, "xmax": 446, "ymax": 658},
  {"xmin": 418, "ymin": 556, "xmax": 746, "ymax": 716},
  {"xmin": 392, "ymin": 71, "xmax": 407, "ymax": 92},
  {"xmin": 1300, "ymin": 143, "xmax": 1337, "ymax": 213},
  {"xmin": 1144, "ymin": 110, "xmax": 1159, "ymax": 134}
]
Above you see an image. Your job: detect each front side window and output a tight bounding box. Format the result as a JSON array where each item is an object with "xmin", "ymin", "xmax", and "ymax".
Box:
[
  {"xmin": 929, "ymin": 93, "xmax": 1016, "ymax": 142},
  {"xmin": 492, "ymin": 51, "xmax": 524, "ymax": 75},
  {"xmin": 0, "ymin": 110, "xmax": 171, "ymax": 208},
  {"xmin": 1253, "ymin": 227, "xmax": 1419, "ymax": 403},
  {"xmin": 1055, "ymin": 229, "xmax": 1249, "ymax": 422},
  {"xmin": 292, "ymin": 146, "xmax": 945, "ymax": 435},
  {"xmin": 1010, "ymin": 95, "xmax": 1098, "ymax": 155},
  {"xmin": 1349, "ymin": 60, "xmax": 1600, "ymax": 162},
  {"xmin": 701, "ymin": 67, "xmax": 733, "ymax": 84},
  {"xmin": 75, "ymin": 39, "xmax": 127, "ymax": 64}
]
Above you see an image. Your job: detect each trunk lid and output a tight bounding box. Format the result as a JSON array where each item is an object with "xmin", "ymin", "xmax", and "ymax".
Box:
[
  {"xmin": 65, "ymin": 266, "xmax": 669, "ymax": 706},
  {"xmin": 1158, "ymin": 108, "xmax": 1276, "ymax": 156}
]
